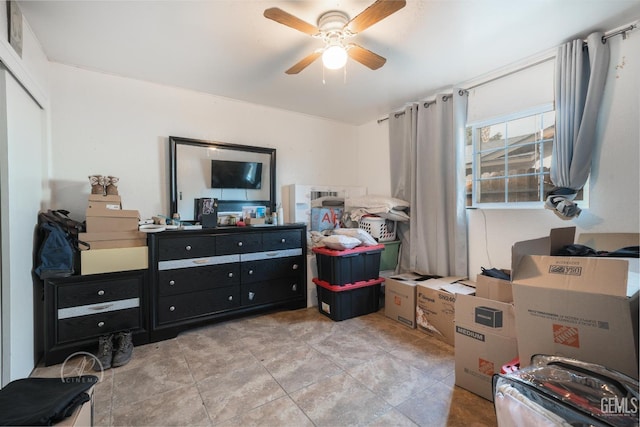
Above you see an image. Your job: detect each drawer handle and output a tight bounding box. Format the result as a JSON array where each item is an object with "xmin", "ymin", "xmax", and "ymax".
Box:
[
  {"xmin": 248, "ymin": 269, "xmax": 254, "ymax": 275},
  {"xmin": 248, "ymin": 291, "xmax": 255, "ymax": 300},
  {"xmin": 90, "ymin": 304, "xmax": 114, "ymax": 311},
  {"xmin": 291, "ymin": 284, "xmax": 297, "ymax": 291},
  {"xmin": 169, "ymin": 280, "xmax": 175, "ymax": 286},
  {"xmin": 97, "ymin": 321, "xmax": 105, "ymax": 328},
  {"xmin": 237, "ymin": 241, "xmax": 243, "ymax": 247},
  {"xmin": 228, "ymin": 295, "xmax": 233, "ymax": 301},
  {"xmin": 193, "ymin": 259, "xmax": 209, "ymax": 265},
  {"xmin": 281, "ymin": 238, "xmax": 286, "ymax": 243},
  {"xmin": 169, "ymin": 306, "xmax": 176, "ymax": 312},
  {"xmin": 228, "ymin": 272, "xmax": 234, "ymax": 278},
  {"xmin": 292, "ymin": 264, "xmax": 299, "ymax": 270},
  {"xmin": 185, "ymin": 245, "xmax": 192, "ymax": 251},
  {"xmin": 97, "ymin": 290, "xmax": 105, "ymax": 296}
]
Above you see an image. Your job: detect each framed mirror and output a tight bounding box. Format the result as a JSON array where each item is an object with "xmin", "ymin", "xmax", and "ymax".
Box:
[{"xmin": 169, "ymin": 136, "xmax": 276, "ymax": 222}]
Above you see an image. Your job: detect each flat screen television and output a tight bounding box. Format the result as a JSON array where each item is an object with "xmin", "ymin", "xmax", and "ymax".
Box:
[{"xmin": 211, "ymin": 160, "xmax": 263, "ymax": 189}]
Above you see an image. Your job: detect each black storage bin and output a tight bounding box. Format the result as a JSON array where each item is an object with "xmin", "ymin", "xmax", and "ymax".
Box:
[
  {"xmin": 313, "ymin": 277, "xmax": 383, "ymax": 321},
  {"xmin": 312, "ymin": 244, "xmax": 384, "ymax": 285}
]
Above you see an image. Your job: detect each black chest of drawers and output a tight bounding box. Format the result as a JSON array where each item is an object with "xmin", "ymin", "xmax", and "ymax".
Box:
[
  {"xmin": 43, "ymin": 269, "xmax": 148, "ymax": 366},
  {"xmin": 147, "ymin": 224, "xmax": 307, "ymax": 341}
]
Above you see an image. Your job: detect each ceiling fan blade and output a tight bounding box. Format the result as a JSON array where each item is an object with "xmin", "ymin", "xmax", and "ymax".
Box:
[
  {"xmin": 347, "ymin": 44, "xmax": 386, "ymax": 70},
  {"xmin": 264, "ymin": 8, "xmax": 319, "ymax": 36},
  {"xmin": 285, "ymin": 51, "xmax": 322, "ymax": 74},
  {"xmin": 346, "ymin": 0, "xmax": 406, "ymax": 34}
]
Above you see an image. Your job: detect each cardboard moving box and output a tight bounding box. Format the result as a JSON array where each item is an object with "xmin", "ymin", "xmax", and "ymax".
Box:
[
  {"xmin": 511, "ymin": 227, "xmax": 639, "ymax": 379},
  {"xmin": 81, "ymin": 246, "xmax": 148, "ymax": 275},
  {"xmin": 475, "ymin": 270, "xmax": 512, "ymax": 303},
  {"xmin": 79, "ymin": 230, "xmax": 147, "ymax": 250},
  {"xmin": 384, "ymin": 274, "xmax": 419, "ymax": 328},
  {"xmin": 454, "ymin": 293, "xmax": 518, "ymax": 401},
  {"xmin": 416, "ymin": 276, "xmax": 474, "ymax": 346},
  {"xmin": 87, "ymin": 194, "xmax": 122, "ymax": 210},
  {"xmin": 85, "ymin": 207, "xmax": 140, "ymax": 233}
]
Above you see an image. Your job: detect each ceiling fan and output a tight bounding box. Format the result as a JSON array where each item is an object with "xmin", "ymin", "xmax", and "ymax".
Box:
[{"xmin": 264, "ymin": 0, "xmax": 406, "ymax": 74}]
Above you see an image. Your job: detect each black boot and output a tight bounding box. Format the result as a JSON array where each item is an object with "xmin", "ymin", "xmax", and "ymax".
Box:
[
  {"xmin": 112, "ymin": 331, "xmax": 133, "ymax": 367},
  {"xmin": 95, "ymin": 334, "xmax": 114, "ymax": 371}
]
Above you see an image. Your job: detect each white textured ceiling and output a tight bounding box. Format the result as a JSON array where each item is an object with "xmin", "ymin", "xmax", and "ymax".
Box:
[{"xmin": 17, "ymin": 0, "xmax": 640, "ymax": 125}]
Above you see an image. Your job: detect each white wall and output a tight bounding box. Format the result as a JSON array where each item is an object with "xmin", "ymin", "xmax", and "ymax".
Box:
[
  {"xmin": 48, "ymin": 64, "xmax": 362, "ymax": 220},
  {"xmin": 466, "ymin": 33, "xmax": 640, "ymax": 278},
  {"xmin": 0, "ymin": 68, "xmax": 45, "ymax": 383},
  {"xmin": 354, "ymin": 119, "xmax": 391, "ymax": 196},
  {"xmin": 0, "ymin": 1, "xmax": 50, "ymax": 385}
]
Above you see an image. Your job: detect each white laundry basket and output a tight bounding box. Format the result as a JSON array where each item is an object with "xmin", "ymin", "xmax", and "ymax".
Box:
[{"xmin": 358, "ymin": 216, "xmax": 397, "ymax": 242}]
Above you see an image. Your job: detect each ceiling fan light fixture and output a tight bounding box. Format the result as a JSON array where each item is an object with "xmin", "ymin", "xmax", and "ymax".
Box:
[{"xmin": 322, "ymin": 44, "xmax": 348, "ymax": 70}]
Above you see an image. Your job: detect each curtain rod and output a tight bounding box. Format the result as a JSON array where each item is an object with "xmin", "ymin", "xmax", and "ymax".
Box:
[
  {"xmin": 377, "ymin": 21, "xmax": 638, "ymax": 125},
  {"xmin": 459, "ymin": 22, "xmax": 637, "ymax": 95}
]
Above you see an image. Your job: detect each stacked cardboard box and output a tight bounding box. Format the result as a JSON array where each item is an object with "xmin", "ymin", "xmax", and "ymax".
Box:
[
  {"xmin": 415, "ymin": 276, "xmax": 475, "ymax": 345},
  {"xmin": 454, "ymin": 272, "xmax": 518, "ymax": 401},
  {"xmin": 511, "ymin": 227, "xmax": 639, "ymax": 379},
  {"xmin": 80, "ymin": 194, "xmax": 148, "ymax": 275}
]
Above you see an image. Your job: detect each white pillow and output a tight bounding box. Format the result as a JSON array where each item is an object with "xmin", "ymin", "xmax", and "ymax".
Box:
[
  {"xmin": 346, "ymin": 195, "xmax": 410, "ymax": 211},
  {"xmin": 321, "ymin": 235, "xmax": 361, "ymax": 250},
  {"xmin": 332, "ymin": 228, "xmax": 378, "ymax": 246}
]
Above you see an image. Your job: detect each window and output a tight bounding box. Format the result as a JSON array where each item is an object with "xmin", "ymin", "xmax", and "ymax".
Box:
[{"xmin": 465, "ymin": 106, "xmax": 583, "ymax": 207}]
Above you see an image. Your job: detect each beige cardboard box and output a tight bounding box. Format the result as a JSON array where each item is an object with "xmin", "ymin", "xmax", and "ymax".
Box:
[
  {"xmin": 79, "ymin": 230, "xmax": 147, "ymax": 250},
  {"xmin": 454, "ymin": 293, "xmax": 519, "ymax": 400},
  {"xmin": 81, "ymin": 246, "xmax": 148, "ymax": 275},
  {"xmin": 475, "ymin": 271, "xmax": 512, "ymax": 303},
  {"xmin": 416, "ymin": 276, "xmax": 474, "ymax": 346},
  {"xmin": 85, "ymin": 207, "xmax": 140, "ymax": 233},
  {"xmin": 511, "ymin": 227, "xmax": 640, "ymax": 379},
  {"xmin": 384, "ymin": 274, "xmax": 418, "ymax": 328},
  {"xmin": 87, "ymin": 194, "xmax": 122, "ymax": 210}
]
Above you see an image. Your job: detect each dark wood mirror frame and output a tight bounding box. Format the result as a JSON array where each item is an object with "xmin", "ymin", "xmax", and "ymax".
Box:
[{"xmin": 169, "ymin": 136, "xmax": 276, "ymax": 222}]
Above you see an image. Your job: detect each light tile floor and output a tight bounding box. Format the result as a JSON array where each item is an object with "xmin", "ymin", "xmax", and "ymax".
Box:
[{"xmin": 32, "ymin": 307, "xmax": 498, "ymax": 426}]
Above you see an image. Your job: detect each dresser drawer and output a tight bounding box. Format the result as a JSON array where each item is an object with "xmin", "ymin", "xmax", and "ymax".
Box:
[
  {"xmin": 262, "ymin": 230, "xmax": 303, "ymax": 251},
  {"xmin": 58, "ymin": 275, "xmax": 141, "ymax": 308},
  {"xmin": 158, "ymin": 235, "xmax": 216, "ymax": 260},
  {"xmin": 242, "ymin": 278, "xmax": 304, "ymax": 306},
  {"xmin": 216, "ymin": 233, "xmax": 262, "ymax": 254},
  {"xmin": 241, "ymin": 256, "xmax": 304, "ymax": 283},
  {"xmin": 58, "ymin": 308, "xmax": 141, "ymax": 343},
  {"xmin": 157, "ymin": 287, "xmax": 240, "ymax": 324},
  {"xmin": 158, "ymin": 264, "xmax": 240, "ymax": 296}
]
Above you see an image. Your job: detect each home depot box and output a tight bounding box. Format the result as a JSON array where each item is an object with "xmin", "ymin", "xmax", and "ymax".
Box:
[
  {"xmin": 79, "ymin": 230, "xmax": 147, "ymax": 250},
  {"xmin": 454, "ymin": 293, "xmax": 518, "ymax": 400},
  {"xmin": 310, "ymin": 207, "xmax": 343, "ymax": 232},
  {"xmin": 85, "ymin": 206, "xmax": 140, "ymax": 233},
  {"xmin": 475, "ymin": 270, "xmax": 512, "ymax": 303},
  {"xmin": 511, "ymin": 227, "xmax": 640, "ymax": 379},
  {"xmin": 384, "ymin": 274, "xmax": 419, "ymax": 328},
  {"xmin": 87, "ymin": 194, "xmax": 122, "ymax": 210},
  {"xmin": 81, "ymin": 246, "xmax": 148, "ymax": 275},
  {"xmin": 416, "ymin": 277, "xmax": 474, "ymax": 345}
]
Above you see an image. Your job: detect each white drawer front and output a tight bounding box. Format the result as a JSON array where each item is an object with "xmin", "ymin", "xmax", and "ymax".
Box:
[
  {"xmin": 241, "ymin": 248, "xmax": 302, "ymax": 262},
  {"xmin": 159, "ymin": 254, "xmax": 240, "ymax": 270},
  {"xmin": 58, "ymin": 297, "xmax": 140, "ymax": 319}
]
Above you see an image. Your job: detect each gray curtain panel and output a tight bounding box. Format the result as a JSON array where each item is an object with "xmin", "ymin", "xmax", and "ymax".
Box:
[
  {"xmin": 388, "ymin": 92, "xmax": 468, "ymax": 276},
  {"xmin": 546, "ymin": 31, "xmax": 610, "ymax": 219}
]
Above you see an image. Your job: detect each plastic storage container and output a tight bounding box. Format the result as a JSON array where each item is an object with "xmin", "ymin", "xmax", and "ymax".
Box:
[
  {"xmin": 359, "ymin": 216, "xmax": 397, "ymax": 242},
  {"xmin": 313, "ymin": 277, "xmax": 383, "ymax": 321},
  {"xmin": 313, "ymin": 244, "xmax": 384, "ymax": 285},
  {"xmin": 380, "ymin": 240, "xmax": 401, "ymax": 271}
]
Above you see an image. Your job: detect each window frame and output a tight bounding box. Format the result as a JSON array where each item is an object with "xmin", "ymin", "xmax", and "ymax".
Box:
[{"xmin": 466, "ymin": 103, "xmax": 589, "ymax": 209}]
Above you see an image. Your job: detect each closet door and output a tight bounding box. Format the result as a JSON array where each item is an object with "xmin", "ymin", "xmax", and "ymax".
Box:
[{"xmin": 0, "ymin": 66, "xmax": 46, "ymax": 385}]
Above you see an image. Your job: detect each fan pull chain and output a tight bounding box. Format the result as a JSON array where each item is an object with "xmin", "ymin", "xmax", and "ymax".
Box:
[{"xmin": 322, "ymin": 65, "xmax": 326, "ymax": 85}]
